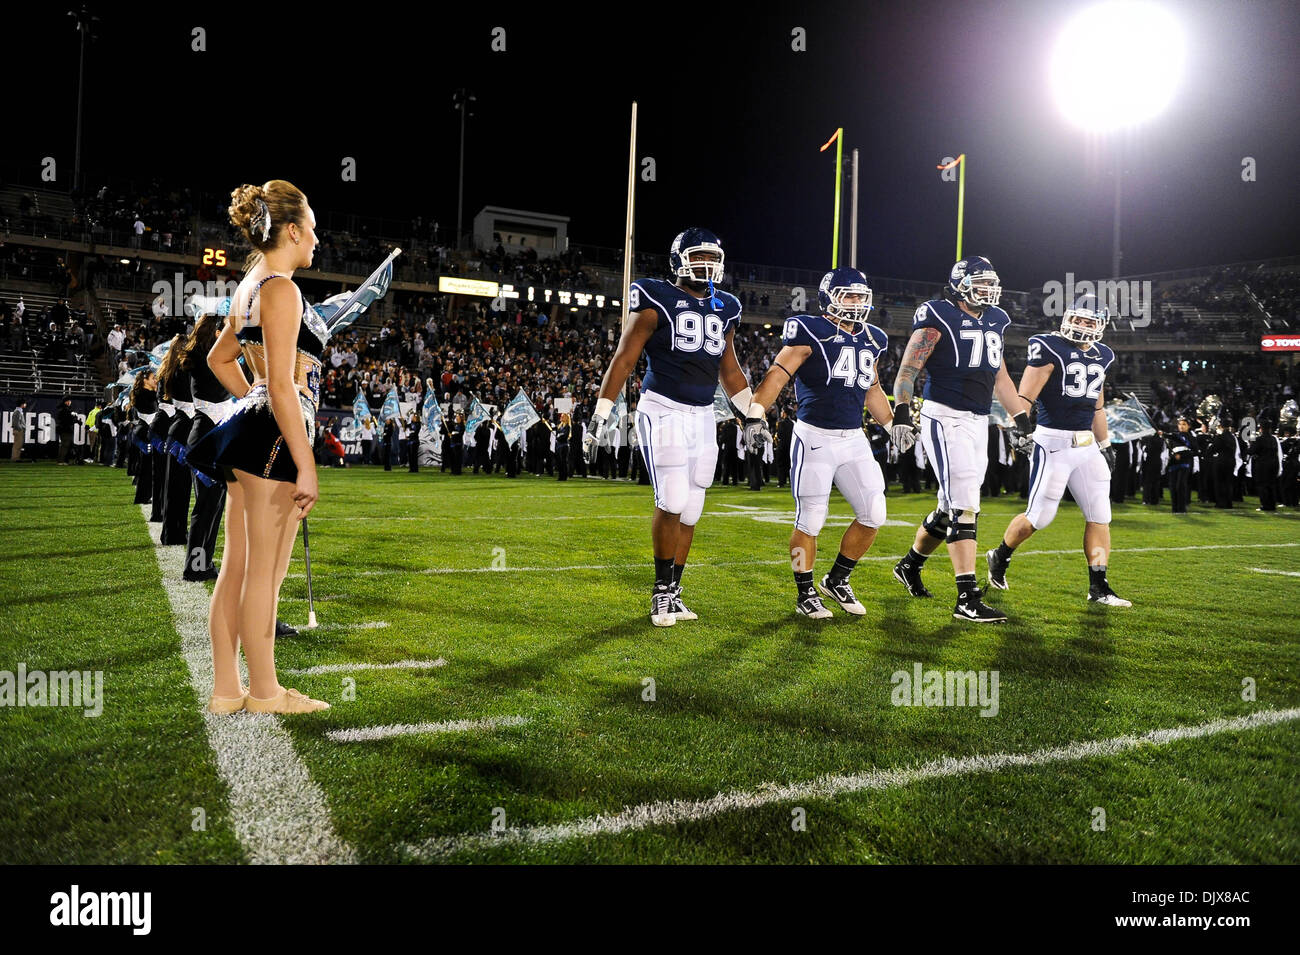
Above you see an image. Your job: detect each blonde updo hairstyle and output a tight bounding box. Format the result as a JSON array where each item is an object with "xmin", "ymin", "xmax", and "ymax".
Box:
[{"xmin": 228, "ymin": 180, "xmax": 308, "ymax": 271}]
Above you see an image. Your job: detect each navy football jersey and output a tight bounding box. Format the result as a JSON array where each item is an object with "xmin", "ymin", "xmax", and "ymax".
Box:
[
  {"xmin": 632, "ymin": 278, "xmax": 743, "ymax": 406},
  {"xmin": 1026, "ymin": 333, "xmax": 1115, "ymax": 430},
  {"xmin": 912, "ymin": 299, "xmax": 1011, "ymax": 414},
  {"xmin": 782, "ymin": 314, "xmax": 888, "ymax": 430}
]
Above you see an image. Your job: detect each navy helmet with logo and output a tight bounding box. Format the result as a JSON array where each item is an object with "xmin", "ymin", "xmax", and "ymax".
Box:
[
  {"xmin": 669, "ymin": 227, "xmax": 725, "ymax": 285},
  {"xmin": 1061, "ymin": 292, "xmax": 1109, "ymax": 346},
  {"xmin": 817, "ymin": 266, "xmax": 873, "ymax": 334},
  {"xmin": 947, "ymin": 255, "xmax": 1002, "ymax": 311}
]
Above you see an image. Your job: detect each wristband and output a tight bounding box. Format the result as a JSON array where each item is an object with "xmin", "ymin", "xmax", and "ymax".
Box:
[
  {"xmin": 771, "ymin": 362, "xmax": 793, "ymax": 380},
  {"xmin": 1013, "ymin": 412, "xmax": 1032, "ymax": 433},
  {"xmin": 892, "ymin": 402, "xmax": 912, "ymax": 426},
  {"xmin": 747, "ymin": 402, "xmax": 766, "ymax": 421},
  {"xmin": 730, "ymin": 386, "xmax": 753, "ymax": 418},
  {"xmin": 595, "ymin": 396, "xmax": 614, "ymax": 419}
]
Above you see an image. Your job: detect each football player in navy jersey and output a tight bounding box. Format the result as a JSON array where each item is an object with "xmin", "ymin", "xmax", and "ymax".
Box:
[
  {"xmin": 744, "ymin": 268, "xmax": 913, "ymax": 618},
  {"xmin": 584, "ymin": 228, "xmax": 754, "ymax": 627},
  {"xmin": 986, "ymin": 295, "xmax": 1131, "ymax": 606},
  {"xmin": 890, "ymin": 256, "xmax": 1030, "ymax": 622}
]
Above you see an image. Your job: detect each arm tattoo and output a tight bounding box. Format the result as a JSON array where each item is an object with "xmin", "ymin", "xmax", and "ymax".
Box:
[{"xmin": 893, "ymin": 328, "xmax": 941, "ymax": 405}]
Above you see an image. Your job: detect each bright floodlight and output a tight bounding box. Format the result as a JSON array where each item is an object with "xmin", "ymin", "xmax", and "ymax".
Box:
[{"xmin": 1050, "ymin": 1, "xmax": 1186, "ymax": 131}]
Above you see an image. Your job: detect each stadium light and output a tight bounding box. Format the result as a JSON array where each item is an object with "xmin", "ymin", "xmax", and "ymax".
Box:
[
  {"xmin": 1050, "ymin": 1, "xmax": 1185, "ymax": 277},
  {"xmin": 1050, "ymin": 1, "xmax": 1185, "ymax": 131}
]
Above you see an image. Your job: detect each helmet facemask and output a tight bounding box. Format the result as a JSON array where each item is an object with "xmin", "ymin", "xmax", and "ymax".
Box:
[
  {"xmin": 958, "ymin": 271, "xmax": 1002, "ymax": 310},
  {"xmin": 1060, "ymin": 304, "xmax": 1108, "ymax": 345},
  {"xmin": 826, "ymin": 284, "xmax": 873, "ymax": 334},
  {"xmin": 674, "ymin": 245, "xmax": 725, "ymax": 286}
]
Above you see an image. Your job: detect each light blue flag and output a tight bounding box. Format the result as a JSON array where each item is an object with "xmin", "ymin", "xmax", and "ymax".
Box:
[
  {"xmin": 421, "ymin": 390, "xmax": 444, "ymax": 452},
  {"xmin": 380, "ymin": 387, "xmax": 401, "ymax": 425},
  {"xmin": 501, "ymin": 389, "xmax": 541, "ymax": 448},
  {"xmin": 1105, "ymin": 395, "xmax": 1156, "ymax": 444},
  {"xmin": 353, "ymin": 389, "xmax": 373, "ymax": 424},
  {"xmin": 463, "ymin": 396, "xmax": 491, "ymax": 447},
  {"xmin": 712, "ymin": 385, "xmax": 733, "ymax": 424},
  {"xmin": 989, "ymin": 397, "xmax": 1016, "ymax": 430},
  {"xmin": 312, "ymin": 248, "xmax": 402, "ymax": 338}
]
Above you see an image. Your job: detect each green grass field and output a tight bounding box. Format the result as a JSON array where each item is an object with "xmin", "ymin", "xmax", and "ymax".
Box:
[{"xmin": 2, "ymin": 460, "xmax": 1297, "ymax": 864}]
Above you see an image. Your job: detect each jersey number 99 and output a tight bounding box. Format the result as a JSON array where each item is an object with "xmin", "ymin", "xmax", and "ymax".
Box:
[{"xmin": 674, "ymin": 311, "xmax": 725, "ymax": 356}]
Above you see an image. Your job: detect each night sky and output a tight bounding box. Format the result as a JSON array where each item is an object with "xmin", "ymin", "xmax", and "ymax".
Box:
[{"xmin": 7, "ymin": 0, "xmax": 1299, "ymax": 291}]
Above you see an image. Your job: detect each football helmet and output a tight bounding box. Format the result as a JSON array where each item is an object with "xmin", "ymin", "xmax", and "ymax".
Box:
[
  {"xmin": 818, "ymin": 267, "xmax": 873, "ymax": 334},
  {"xmin": 948, "ymin": 256, "xmax": 1002, "ymax": 311},
  {"xmin": 669, "ymin": 227, "xmax": 725, "ymax": 286},
  {"xmin": 1060, "ymin": 293, "xmax": 1109, "ymax": 346}
]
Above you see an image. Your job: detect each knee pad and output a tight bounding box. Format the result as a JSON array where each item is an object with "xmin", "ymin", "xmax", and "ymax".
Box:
[
  {"xmin": 680, "ymin": 484, "xmax": 707, "ymax": 526},
  {"xmin": 852, "ymin": 491, "xmax": 886, "ymax": 529},
  {"xmin": 654, "ymin": 467, "xmax": 689, "ymax": 516},
  {"xmin": 794, "ymin": 497, "xmax": 829, "ymax": 537},
  {"xmin": 922, "ymin": 509, "xmax": 950, "ymax": 540},
  {"xmin": 946, "ymin": 508, "xmax": 978, "ymax": 543}
]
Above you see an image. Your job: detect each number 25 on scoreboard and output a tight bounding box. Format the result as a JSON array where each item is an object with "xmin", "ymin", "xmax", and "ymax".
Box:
[{"xmin": 202, "ymin": 247, "xmax": 227, "ymax": 267}]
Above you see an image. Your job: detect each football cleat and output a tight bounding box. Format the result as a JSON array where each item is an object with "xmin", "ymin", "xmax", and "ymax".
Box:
[
  {"xmin": 669, "ymin": 584, "xmax": 698, "ymax": 621},
  {"xmin": 1088, "ymin": 586, "xmax": 1132, "ymax": 607},
  {"xmin": 893, "ymin": 560, "xmax": 933, "ymax": 598},
  {"xmin": 818, "ymin": 574, "xmax": 865, "ymax": 615},
  {"xmin": 985, "ymin": 548, "xmax": 1010, "ymax": 591},
  {"xmin": 651, "ymin": 585, "xmax": 677, "ymax": 627},
  {"xmin": 953, "ymin": 588, "xmax": 1008, "ymax": 623},
  {"xmin": 796, "ymin": 589, "xmax": 833, "ymax": 619}
]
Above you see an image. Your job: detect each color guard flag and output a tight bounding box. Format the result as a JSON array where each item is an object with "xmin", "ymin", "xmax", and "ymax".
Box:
[
  {"xmin": 463, "ymin": 396, "xmax": 491, "ymax": 447},
  {"xmin": 380, "ymin": 387, "xmax": 401, "ymax": 425},
  {"xmin": 421, "ymin": 389, "xmax": 444, "ymax": 452},
  {"xmin": 501, "ymin": 389, "xmax": 541, "ymax": 448},
  {"xmin": 353, "ymin": 389, "xmax": 372, "ymax": 425},
  {"xmin": 1105, "ymin": 394, "xmax": 1157, "ymax": 443},
  {"xmin": 312, "ymin": 248, "xmax": 402, "ymax": 338}
]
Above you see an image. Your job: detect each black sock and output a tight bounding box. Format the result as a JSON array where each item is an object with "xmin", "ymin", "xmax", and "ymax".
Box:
[
  {"xmin": 654, "ymin": 557, "xmax": 674, "ymax": 588},
  {"xmin": 955, "ymin": 573, "xmax": 979, "ymax": 601},
  {"xmin": 794, "ymin": 570, "xmax": 814, "ymax": 594},
  {"xmin": 901, "ymin": 547, "xmax": 928, "ymax": 570},
  {"xmin": 672, "ymin": 563, "xmax": 685, "ymax": 588},
  {"xmin": 1088, "ymin": 565, "xmax": 1108, "ymax": 590},
  {"xmin": 830, "ymin": 552, "xmax": 857, "ymax": 581},
  {"xmin": 995, "ymin": 541, "xmax": 1015, "ymax": 562}
]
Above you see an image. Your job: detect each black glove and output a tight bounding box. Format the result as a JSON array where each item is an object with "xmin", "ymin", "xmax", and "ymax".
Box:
[
  {"xmin": 744, "ymin": 413, "xmax": 771, "ymax": 454},
  {"xmin": 1010, "ymin": 410, "xmax": 1035, "ymax": 455},
  {"xmin": 1101, "ymin": 445, "xmax": 1116, "ymax": 474},
  {"xmin": 890, "ymin": 401, "xmax": 915, "ymax": 452}
]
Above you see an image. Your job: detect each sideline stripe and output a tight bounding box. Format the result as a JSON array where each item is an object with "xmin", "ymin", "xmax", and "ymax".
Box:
[
  {"xmin": 287, "ymin": 541, "xmax": 1300, "ymax": 578},
  {"xmin": 327, "ymin": 714, "xmax": 530, "ymax": 743},
  {"xmin": 140, "ymin": 505, "xmax": 355, "ymax": 865},
  {"xmin": 1250, "ymin": 567, "xmax": 1300, "ymax": 578},
  {"xmin": 285, "ymin": 658, "xmax": 446, "ymax": 675},
  {"xmin": 403, "ymin": 707, "xmax": 1300, "ymax": 859}
]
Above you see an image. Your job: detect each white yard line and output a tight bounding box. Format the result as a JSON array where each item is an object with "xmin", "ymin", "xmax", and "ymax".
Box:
[
  {"xmin": 402, "ymin": 707, "xmax": 1300, "ymax": 860},
  {"xmin": 1249, "ymin": 567, "xmax": 1300, "ymax": 578},
  {"xmin": 327, "ymin": 714, "xmax": 530, "ymax": 743},
  {"xmin": 313, "ymin": 621, "xmax": 390, "ymax": 631},
  {"xmin": 141, "ymin": 505, "xmax": 355, "ymax": 865},
  {"xmin": 288, "ymin": 541, "xmax": 1300, "ymax": 579},
  {"xmin": 285, "ymin": 658, "xmax": 446, "ymax": 675}
]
